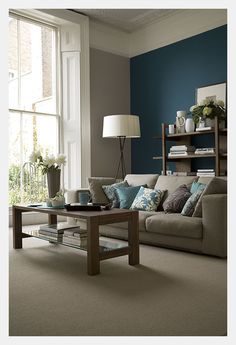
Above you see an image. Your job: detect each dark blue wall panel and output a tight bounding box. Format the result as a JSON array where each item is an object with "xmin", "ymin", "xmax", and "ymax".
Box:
[{"xmin": 130, "ymin": 25, "xmax": 227, "ymax": 173}]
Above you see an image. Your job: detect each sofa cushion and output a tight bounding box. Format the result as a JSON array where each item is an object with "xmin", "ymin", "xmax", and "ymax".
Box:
[
  {"xmin": 88, "ymin": 177, "xmax": 116, "ymax": 204},
  {"xmin": 130, "ymin": 186, "xmax": 165, "ymax": 211},
  {"xmin": 163, "ymin": 184, "xmax": 192, "ymax": 213},
  {"xmin": 154, "ymin": 175, "xmax": 198, "ymax": 207},
  {"xmin": 115, "ymin": 185, "xmax": 145, "ymax": 209},
  {"xmin": 102, "ymin": 180, "xmax": 129, "ymax": 207},
  {"xmin": 124, "ymin": 174, "xmax": 159, "ymax": 188},
  {"xmin": 181, "ymin": 188, "xmax": 205, "ymax": 217},
  {"xmin": 108, "ymin": 210, "xmax": 156, "ymax": 232},
  {"xmin": 146, "ymin": 212, "xmax": 203, "ymax": 239},
  {"xmin": 193, "ymin": 177, "xmax": 227, "ymax": 217}
]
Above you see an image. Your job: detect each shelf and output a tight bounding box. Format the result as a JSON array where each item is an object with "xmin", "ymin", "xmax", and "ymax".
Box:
[
  {"xmin": 153, "ymin": 128, "xmax": 227, "ymax": 140},
  {"xmin": 167, "ymin": 153, "xmax": 216, "ymax": 160},
  {"xmin": 24, "ymin": 230, "xmax": 129, "ymax": 254}
]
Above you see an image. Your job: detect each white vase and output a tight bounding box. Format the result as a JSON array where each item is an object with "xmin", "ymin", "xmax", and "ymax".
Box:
[{"xmin": 185, "ymin": 118, "xmax": 195, "ymax": 133}]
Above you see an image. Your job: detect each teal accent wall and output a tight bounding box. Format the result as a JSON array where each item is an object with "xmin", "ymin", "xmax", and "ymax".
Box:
[{"xmin": 130, "ymin": 25, "xmax": 227, "ymax": 173}]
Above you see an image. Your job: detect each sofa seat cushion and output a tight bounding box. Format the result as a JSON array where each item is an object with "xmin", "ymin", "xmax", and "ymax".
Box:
[
  {"xmin": 146, "ymin": 212, "xmax": 203, "ymax": 239},
  {"xmin": 107, "ymin": 210, "xmax": 156, "ymax": 232}
]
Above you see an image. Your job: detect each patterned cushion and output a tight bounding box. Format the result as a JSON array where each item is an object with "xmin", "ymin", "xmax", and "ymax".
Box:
[
  {"xmin": 102, "ymin": 180, "xmax": 129, "ymax": 208},
  {"xmin": 163, "ymin": 184, "xmax": 191, "ymax": 213},
  {"xmin": 130, "ymin": 186, "xmax": 166, "ymax": 211},
  {"xmin": 190, "ymin": 181, "xmax": 206, "ymax": 194},
  {"xmin": 115, "ymin": 185, "xmax": 146, "ymax": 209},
  {"xmin": 181, "ymin": 188, "xmax": 205, "ymax": 217}
]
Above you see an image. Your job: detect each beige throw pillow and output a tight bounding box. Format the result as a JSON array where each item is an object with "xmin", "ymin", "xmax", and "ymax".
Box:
[
  {"xmin": 88, "ymin": 177, "xmax": 116, "ymax": 204},
  {"xmin": 192, "ymin": 177, "xmax": 227, "ymax": 217}
]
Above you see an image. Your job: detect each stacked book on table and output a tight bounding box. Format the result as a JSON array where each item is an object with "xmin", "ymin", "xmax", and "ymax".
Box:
[
  {"xmin": 63, "ymin": 228, "xmax": 88, "ymax": 246},
  {"xmin": 194, "ymin": 147, "xmax": 215, "ymax": 155},
  {"xmin": 168, "ymin": 145, "xmax": 196, "ymax": 157},
  {"xmin": 197, "ymin": 169, "xmax": 215, "ymax": 177},
  {"xmin": 38, "ymin": 223, "xmax": 81, "ymax": 242}
]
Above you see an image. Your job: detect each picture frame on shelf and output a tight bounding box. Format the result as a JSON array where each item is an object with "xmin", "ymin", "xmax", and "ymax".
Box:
[{"xmin": 196, "ymin": 81, "xmax": 226, "ymax": 105}]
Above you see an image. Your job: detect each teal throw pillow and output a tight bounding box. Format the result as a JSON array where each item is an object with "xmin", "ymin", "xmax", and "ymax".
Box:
[
  {"xmin": 181, "ymin": 188, "xmax": 205, "ymax": 217},
  {"xmin": 190, "ymin": 181, "xmax": 206, "ymax": 194},
  {"xmin": 130, "ymin": 186, "xmax": 166, "ymax": 211},
  {"xmin": 102, "ymin": 180, "xmax": 129, "ymax": 208},
  {"xmin": 115, "ymin": 185, "xmax": 146, "ymax": 209}
]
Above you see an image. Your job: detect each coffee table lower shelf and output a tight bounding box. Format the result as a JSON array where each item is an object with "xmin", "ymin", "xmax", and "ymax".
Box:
[{"xmin": 25, "ymin": 229, "xmax": 130, "ymax": 261}]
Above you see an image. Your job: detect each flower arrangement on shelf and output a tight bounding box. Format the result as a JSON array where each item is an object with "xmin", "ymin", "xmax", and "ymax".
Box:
[
  {"xmin": 29, "ymin": 151, "xmax": 66, "ymax": 174},
  {"xmin": 189, "ymin": 99, "xmax": 226, "ymax": 124}
]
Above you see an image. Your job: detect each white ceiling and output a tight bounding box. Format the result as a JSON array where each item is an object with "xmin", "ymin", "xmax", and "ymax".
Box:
[{"xmin": 71, "ymin": 9, "xmax": 180, "ymax": 33}]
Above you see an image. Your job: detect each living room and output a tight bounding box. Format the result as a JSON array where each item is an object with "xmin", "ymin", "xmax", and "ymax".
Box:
[{"xmin": 1, "ymin": 0, "xmax": 235, "ymax": 343}]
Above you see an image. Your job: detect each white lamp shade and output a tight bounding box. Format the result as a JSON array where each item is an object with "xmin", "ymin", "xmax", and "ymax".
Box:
[{"xmin": 102, "ymin": 114, "xmax": 141, "ymax": 138}]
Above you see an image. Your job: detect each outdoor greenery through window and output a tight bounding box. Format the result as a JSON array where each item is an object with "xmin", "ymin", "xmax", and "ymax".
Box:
[{"xmin": 8, "ymin": 13, "xmax": 59, "ymax": 205}]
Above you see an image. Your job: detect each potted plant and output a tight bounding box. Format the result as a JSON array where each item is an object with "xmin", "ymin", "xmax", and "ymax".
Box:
[
  {"xmin": 29, "ymin": 151, "xmax": 66, "ymax": 198},
  {"xmin": 189, "ymin": 99, "xmax": 226, "ymax": 128},
  {"xmin": 50, "ymin": 190, "xmax": 65, "ymax": 207}
]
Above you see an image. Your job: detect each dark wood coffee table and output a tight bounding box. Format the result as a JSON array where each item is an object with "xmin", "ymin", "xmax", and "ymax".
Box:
[{"xmin": 12, "ymin": 205, "xmax": 139, "ymax": 275}]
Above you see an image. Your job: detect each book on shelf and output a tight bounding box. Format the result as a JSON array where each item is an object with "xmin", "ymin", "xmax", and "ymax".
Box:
[
  {"xmin": 63, "ymin": 228, "xmax": 87, "ymax": 237},
  {"xmin": 38, "ymin": 229, "xmax": 63, "ymax": 239},
  {"xmin": 170, "ymin": 145, "xmax": 195, "ymax": 152},
  {"xmin": 194, "ymin": 148, "xmax": 215, "ymax": 154},
  {"xmin": 195, "ymin": 126, "xmax": 212, "ymax": 132},
  {"xmin": 168, "ymin": 152, "xmax": 191, "ymax": 157},
  {"xmin": 39, "ymin": 222, "xmax": 80, "ymax": 234},
  {"xmin": 63, "ymin": 236, "xmax": 87, "ymax": 246},
  {"xmin": 197, "ymin": 169, "xmax": 215, "ymax": 172},
  {"xmin": 197, "ymin": 169, "xmax": 215, "ymax": 176},
  {"xmin": 197, "ymin": 171, "xmax": 215, "ymax": 176},
  {"xmin": 173, "ymin": 171, "xmax": 197, "ymax": 176}
]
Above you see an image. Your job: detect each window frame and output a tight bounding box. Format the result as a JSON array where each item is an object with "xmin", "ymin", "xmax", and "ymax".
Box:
[{"xmin": 8, "ymin": 11, "xmax": 61, "ymax": 206}]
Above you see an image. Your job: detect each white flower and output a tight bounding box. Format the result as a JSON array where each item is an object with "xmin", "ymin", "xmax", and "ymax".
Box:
[
  {"xmin": 216, "ymin": 100, "xmax": 225, "ymax": 107},
  {"xmin": 55, "ymin": 154, "xmax": 66, "ymax": 166},
  {"xmin": 43, "ymin": 155, "xmax": 56, "ymax": 168},
  {"xmin": 29, "ymin": 150, "xmax": 41, "ymax": 163},
  {"xmin": 203, "ymin": 107, "xmax": 212, "ymax": 117},
  {"xmin": 190, "ymin": 105, "xmax": 197, "ymax": 112}
]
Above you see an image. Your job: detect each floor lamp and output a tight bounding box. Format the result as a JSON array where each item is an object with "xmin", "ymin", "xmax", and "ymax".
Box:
[{"xmin": 102, "ymin": 114, "xmax": 141, "ymax": 180}]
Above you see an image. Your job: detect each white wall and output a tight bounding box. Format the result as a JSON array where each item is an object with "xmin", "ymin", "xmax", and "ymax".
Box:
[{"xmin": 89, "ymin": 9, "xmax": 227, "ymax": 58}]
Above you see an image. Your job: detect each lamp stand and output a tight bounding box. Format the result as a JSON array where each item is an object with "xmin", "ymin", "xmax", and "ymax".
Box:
[{"xmin": 115, "ymin": 136, "xmax": 126, "ymax": 180}]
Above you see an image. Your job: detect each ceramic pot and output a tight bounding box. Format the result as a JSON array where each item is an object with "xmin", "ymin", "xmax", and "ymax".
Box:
[
  {"xmin": 47, "ymin": 169, "xmax": 61, "ymax": 198},
  {"xmin": 185, "ymin": 118, "xmax": 195, "ymax": 133}
]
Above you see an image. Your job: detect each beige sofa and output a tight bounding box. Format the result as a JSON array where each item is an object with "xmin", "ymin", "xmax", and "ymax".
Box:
[{"xmin": 66, "ymin": 174, "xmax": 227, "ymax": 258}]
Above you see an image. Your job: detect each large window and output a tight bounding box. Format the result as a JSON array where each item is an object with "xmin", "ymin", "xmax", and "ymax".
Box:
[{"xmin": 8, "ymin": 13, "xmax": 59, "ymax": 205}]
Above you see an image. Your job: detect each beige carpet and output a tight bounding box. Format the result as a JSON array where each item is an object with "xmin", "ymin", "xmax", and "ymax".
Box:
[{"xmin": 9, "ymin": 227, "xmax": 227, "ymax": 336}]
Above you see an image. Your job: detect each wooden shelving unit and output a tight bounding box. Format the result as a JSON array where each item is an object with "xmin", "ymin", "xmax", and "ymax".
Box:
[{"xmin": 153, "ymin": 117, "xmax": 227, "ymax": 176}]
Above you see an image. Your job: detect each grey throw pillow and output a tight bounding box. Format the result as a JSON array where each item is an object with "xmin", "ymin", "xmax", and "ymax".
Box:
[
  {"xmin": 102, "ymin": 180, "xmax": 129, "ymax": 207},
  {"xmin": 88, "ymin": 177, "xmax": 116, "ymax": 204},
  {"xmin": 163, "ymin": 184, "xmax": 191, "ymax": 213}
]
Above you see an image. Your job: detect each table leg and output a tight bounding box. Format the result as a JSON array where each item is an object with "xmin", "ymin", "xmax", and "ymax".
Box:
[
  {"xmin": 48, "ymin": 214, "xmax": 57, "ymax": 225},
  {"xmin": 13, "ymin": 206, "xmax": 23, "ymax": 249},
  {"xmin": 128, "ymin": 211, "xmax": 139, "ymax": 265},
  {"xmin": 87, "ymin": 218, "xmax": 100, "ymax": 275}
]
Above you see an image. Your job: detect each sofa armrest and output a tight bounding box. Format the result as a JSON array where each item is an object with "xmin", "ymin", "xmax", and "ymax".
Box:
[
  {"xmin": 65, "ymin": 188, "xmax": 90, "ymax": 204},
  {"xmin": 202, "ymin": 194, "xmax": 227, "ymax": 258}
]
